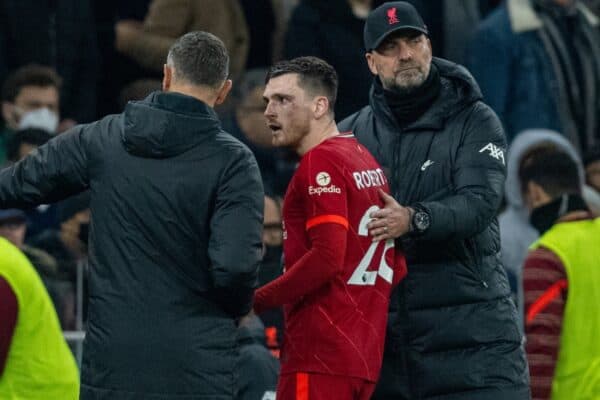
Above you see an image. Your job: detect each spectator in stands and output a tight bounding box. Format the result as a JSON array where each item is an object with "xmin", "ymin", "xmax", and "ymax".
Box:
[
  {"xmin": 520, "ymin": 144, "xmax": 600, "ymax": 399},
  {"xmin": 584, "ymin": 144, "xmax": 600, "ymax": 192},
  {"xmin": 0, "ymin": 0, "xmax": 99, "ymax": 124},
  {"xmin": 237, "ymin": 312, "xmax": 280, "ymax": 400},
  {"xmin": 0, "ymin": 236, "xmax": 79, "ymax": 398},
  {"xmin": 467, "ymin": 0, "xmax": 600, "ymax": 149},
  {"xmin": 256, "ymin": 195, "xmax": 285, "ymax": 357},
  {"xmin": 500, "ymin": 130, "xmax": 580, "ymax": 318},
  {"xmin": 1, "ymin": 66, "xmax": 61, "ymax": 164},
  {"xmin": 115, "ymin": 0, "xmax": 249, "ymax": 81},
  {"xmin": 402, "ymin": 0, "xmax": 501, "ymax": 64},
  {"xmin": 5, "ymin": 128, "xmax": 58, "ymax": 240},
  {"xmin": 29, "ymin": 192, "xmax": 91, "ymax": 330},
  {"xmin": 285, "ymin": 0, "xmax": 377, "ymax": 119},
  {"xmin": 222, "ymin": 69, "xmax": 295, "ymax": 196},
  {"xmin": 239, "ymin": 0, "xmax": 277, "ymax": 68},
  {"xmin": 0, "ymin": 208, "xmax": 71, "ymax": 329},
  {"xmin": 5, "ymin": 128, "xmax": 52, "ymax": 167},
  {"xmin": 500, "ymin": 129, "xmax": 600, "ymax": 325}
]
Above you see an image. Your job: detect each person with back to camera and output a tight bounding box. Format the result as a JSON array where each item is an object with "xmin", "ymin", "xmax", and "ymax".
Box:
[{"xmin": 0, "ymin": 31, "xmax": 264, "ymax": 399}]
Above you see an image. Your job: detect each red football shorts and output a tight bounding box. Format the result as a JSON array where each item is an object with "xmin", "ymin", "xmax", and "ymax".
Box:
[{"xmin": 277, "ymin": 372, "xmax": 375, "ymax": 400}]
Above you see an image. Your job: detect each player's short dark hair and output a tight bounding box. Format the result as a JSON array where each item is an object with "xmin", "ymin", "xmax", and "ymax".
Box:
[
  {"xmin": 1, "ymin": 64, "xmax": 62, "ymax": 102},
  {"xmin": 266, "ymin": 56, "xmax": 338, "ymax": 115},
  {"xmin": 6, "ymin": 128, "xmax": 52, "ymax": 162},
  {"xmin": 167, "ymin": 31, "xmax": 229, "ymax": 88},
  {"xmin": 519, "ymin": 143, "xmax": 581, "ymax": 198}
]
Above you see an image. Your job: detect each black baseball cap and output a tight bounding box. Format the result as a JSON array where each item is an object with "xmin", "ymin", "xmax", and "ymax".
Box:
[{"xmin": 364, "ymin": 1, "xmax": 428, "ymax": 51}]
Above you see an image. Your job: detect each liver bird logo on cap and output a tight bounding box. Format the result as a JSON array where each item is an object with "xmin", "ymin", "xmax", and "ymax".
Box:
[{"xmin": 387, "ymin": 7, "xmax": 399, "ymax": 25}]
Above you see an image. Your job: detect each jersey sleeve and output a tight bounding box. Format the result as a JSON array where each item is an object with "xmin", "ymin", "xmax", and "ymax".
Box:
[{"xmin": 297, "ymin": 149, "xmax": 349, "ymax": 231}]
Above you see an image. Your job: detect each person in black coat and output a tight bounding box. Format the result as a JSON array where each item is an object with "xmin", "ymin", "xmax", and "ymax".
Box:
[
  {"xmin": 236, "ymin": 313, "xmax": 279, "ymax": 400},
  {"xmin": 0, "ymin": 0, "xmax": 99, "ymax": 124},
  {"xmin": 338, "ymin": 3, "xmax": 529, "ymax": 399},
  {"xmin": 284, "ymin": 0, "xmax": 377, "ymax": 120},
  {"xmin": 0, "ymin": 31, "xmax": 264, "ymax": 400}
]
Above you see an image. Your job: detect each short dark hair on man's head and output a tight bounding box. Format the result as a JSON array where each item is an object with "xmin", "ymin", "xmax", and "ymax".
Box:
[
  {"xmin": 1, "ymin": 64, "xmax": 62, "ymax": 102},
  {"xmin": 167, "ymin": 31, "xmax": 229, "ymax": 88},
  {"xmin": 519, "ymin": 143, "xmax": 581, "ymax": 198},
  {"xmin": 6, "ymin": 128, "xmax": 52, "ymax": 162},
  {"xmin": 266, "ymin": 56, "xmax": 338, "ymax": 115}
]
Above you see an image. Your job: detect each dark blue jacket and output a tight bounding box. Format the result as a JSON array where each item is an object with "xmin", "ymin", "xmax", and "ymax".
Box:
[{"xmin": 466, "ymin": 0, "xmax": 600, "ymax": 146}]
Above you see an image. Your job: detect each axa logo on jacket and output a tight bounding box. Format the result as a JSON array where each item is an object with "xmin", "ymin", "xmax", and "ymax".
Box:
[{"xmin": 479, "ymin": 142, "xmax": 505, "ymax": 165}]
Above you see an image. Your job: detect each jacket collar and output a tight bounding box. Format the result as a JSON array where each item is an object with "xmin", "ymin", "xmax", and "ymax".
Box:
[
  {"xmin": 508, "ymin": 0, "xmax": 599, "ymax": 33},
  {"xmin": 369, "ymin": 58, "xmax": 481, "ymax": 132}
]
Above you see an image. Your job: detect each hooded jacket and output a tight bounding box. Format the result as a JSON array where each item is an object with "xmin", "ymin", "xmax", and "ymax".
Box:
[
  {"xmin": 499, "ymin": 128, "xmax": 599, "ymax": 327},
  {"xmin": 339, "ymin": 58, "xmax": 529, "ymax": 399},
  {"xmin": 0, "ymin": 91, "xmax": 264, "ymax": 399}
]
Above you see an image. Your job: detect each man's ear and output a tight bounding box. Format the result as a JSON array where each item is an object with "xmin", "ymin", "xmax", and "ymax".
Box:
[
  {"xmin": 162, "ymin": 64, "xmax": 172, "ymax": 92},
  {"xmin": 1, "ymin": 101, "xmax": 17, "ymax": 128},
  {"xmin": 214, "ymin": 79, "xmax": 233, "ymax": 105},
  {"xmin": 313, "ymin": 96, "xmax": 330, "ymax": 119},
  {"xmin": 365, "ymin": 52, "xmax": 378, "ymax": 76},
  {"xmin": 1, "ymin": 101, "xmax": 12, "ymax": 123}
]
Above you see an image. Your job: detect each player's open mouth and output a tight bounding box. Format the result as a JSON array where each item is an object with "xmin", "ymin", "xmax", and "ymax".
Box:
[{"xmin": 268, "ymin": 123, "xmax": 282, "ymax": 133}]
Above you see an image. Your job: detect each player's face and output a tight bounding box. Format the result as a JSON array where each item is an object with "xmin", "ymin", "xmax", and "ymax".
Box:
[
  {"xmin": 366, "ymin": 31, "xmax": 432, "ymax": 94},
  {"xmin": 263, "ymin": 73, "xmax": 313, "ymax": 151}
]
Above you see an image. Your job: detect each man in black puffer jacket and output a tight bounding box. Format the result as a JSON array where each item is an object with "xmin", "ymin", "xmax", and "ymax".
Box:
[
  {"xmin": 338, "ymin": 2, "xmax": 530, "ymax": 399},
  {"xmin": 0, "ymin": 31, "xmax": 264, "ymax": 399}
]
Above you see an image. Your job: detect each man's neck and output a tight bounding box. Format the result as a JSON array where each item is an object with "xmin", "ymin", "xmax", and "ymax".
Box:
[
  {"xmin": 168, "ymin": 84, "xmax": 216, "ymax": 107},
  {"xmin": 297, "ymin": 119, "xmax": 338, "ymax": 156}
]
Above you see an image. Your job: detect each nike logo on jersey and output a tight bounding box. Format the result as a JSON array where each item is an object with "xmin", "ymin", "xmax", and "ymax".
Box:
[{"xmin": 420, "ymin": 160, "xmax": 435, "ymax": 171}]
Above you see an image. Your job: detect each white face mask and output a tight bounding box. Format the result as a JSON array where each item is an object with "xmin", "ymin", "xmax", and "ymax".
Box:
[{"xmin": 18, "ymin": 107, "xmax": 59, "ymax": 133}]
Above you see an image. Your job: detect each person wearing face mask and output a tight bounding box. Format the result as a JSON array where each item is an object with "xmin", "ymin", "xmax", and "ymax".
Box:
[
  {"xmin": 27, "ymin": 192, "xmax": 91, "ymax": 330},
  {"xmin": 1, "ymin": 64, "xmax": 62, "ymax": 164},
  {"xmin": 520, "ymin": 144, "xmax": 600, "ymax": 399}
]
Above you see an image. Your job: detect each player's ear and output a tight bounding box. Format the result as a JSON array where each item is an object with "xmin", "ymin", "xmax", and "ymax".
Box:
[{"xmin": 313, "ymin": 96, "xmax": 329, "ymax": 119}]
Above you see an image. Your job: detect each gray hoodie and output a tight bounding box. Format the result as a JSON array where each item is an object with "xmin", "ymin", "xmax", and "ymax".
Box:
[{"xmin": 499, "ymin": 129, "xmax": 585, "ymax": 328}]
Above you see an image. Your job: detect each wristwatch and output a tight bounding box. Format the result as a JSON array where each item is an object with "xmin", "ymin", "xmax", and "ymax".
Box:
[{"xmin": 409, "ymin": 207, "xmax": 430, "ymax": 233}]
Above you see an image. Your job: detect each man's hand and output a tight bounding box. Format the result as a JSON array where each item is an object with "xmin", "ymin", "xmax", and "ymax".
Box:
[
  {"xmin": 368, "ymin": 189, "xmax": 412, "ymax": 241},
  {"xmin": 115, "ymin": 20, "xmax": 144, "ymax": 53}
]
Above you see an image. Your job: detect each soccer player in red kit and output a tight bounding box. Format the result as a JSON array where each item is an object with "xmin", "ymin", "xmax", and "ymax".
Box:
[{"xmin": 254, "ymin": 56, "xmax": 407, "ymax": 400}]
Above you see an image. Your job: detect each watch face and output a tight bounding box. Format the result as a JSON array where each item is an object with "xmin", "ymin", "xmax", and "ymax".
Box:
[{"xmin": 414, "ymin": 211, "xmax": 430, "ymax": 231}]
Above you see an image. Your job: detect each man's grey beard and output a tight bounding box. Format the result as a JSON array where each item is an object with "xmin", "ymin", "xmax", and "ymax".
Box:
[{"xmin": 381, "ymin": 72, "xmax": 427, "ymax": 95}]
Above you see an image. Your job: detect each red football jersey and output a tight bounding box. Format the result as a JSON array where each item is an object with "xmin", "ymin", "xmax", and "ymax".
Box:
[{"xmin": 279, "ymin": 134, "xmax": 407, "ymax": 381}]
